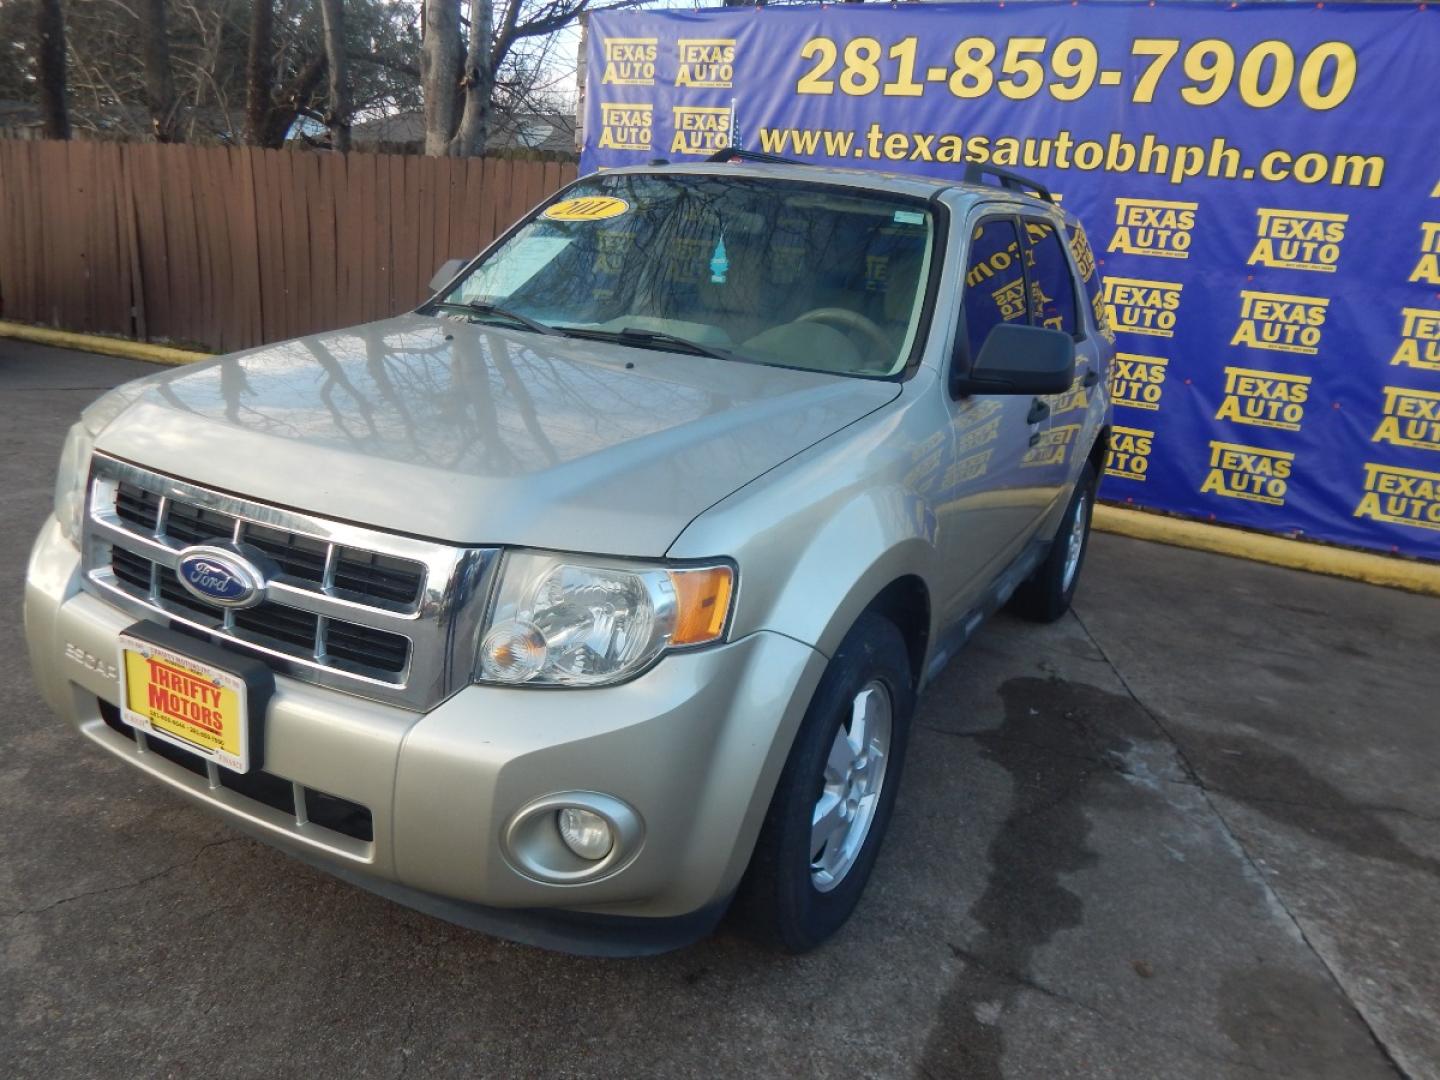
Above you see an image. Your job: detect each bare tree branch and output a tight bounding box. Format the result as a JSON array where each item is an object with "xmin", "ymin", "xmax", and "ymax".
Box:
[
  {"xmin": 140, "ymin": 0, "xmax": 183, "ymax": 141},
  {"xmin": 449, "ymin": 0, "xmax": 495, "ymax": 156},
  {"xmin": 245, "ymin": 0, "xmax": 275, "ymax": 143},
  {"xmin": 36, "ymin": 0, "xmax": 71, "ymax": 138},
  {"xmin": 318, "ymin": 0, "xmax": 351, "ymax": 150},
  {"xmin": 422, "ymin": 0, "xmax": 463, "ymax": 154},
  {"xmin": 349, "ymin": 51, "xmax": 420, "ymax": 80}
]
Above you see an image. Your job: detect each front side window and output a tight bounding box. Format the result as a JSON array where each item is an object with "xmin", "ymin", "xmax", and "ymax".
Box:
[
  {"xmin": 960, "ymin": 217, "xmax": 1026, "ymax": 363},
  {"xmin": 439, "ymin": 174, "xmax": 937, "ymax": 377},
  {"xmin": 1023, "ymin": 219, "xmax": 1079, "ymax": 336}
]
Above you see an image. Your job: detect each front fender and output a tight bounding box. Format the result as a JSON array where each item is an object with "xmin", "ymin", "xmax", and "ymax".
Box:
[
  {"xmin": 750, "ymin": 495, "xmax": 937, "ymax": 662},
  {"xmin": 668, "ymin": 389, "xmax": 942, "ymax": 664}
]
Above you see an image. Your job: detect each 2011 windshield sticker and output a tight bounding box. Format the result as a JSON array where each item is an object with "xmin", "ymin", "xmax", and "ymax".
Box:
[{"xmin": 544, "ymin": 196, "xmax": 631, "ymax": 222}]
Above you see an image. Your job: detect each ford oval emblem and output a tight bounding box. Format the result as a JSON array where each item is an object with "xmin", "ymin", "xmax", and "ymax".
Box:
[{"xmin": 174, "ymin": 546, "xmax": 265, "ymax": 608}]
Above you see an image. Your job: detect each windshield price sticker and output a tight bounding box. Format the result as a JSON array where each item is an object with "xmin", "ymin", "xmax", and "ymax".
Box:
[{"xmin": 544, "ymin": 196, "xmax": 631, "ymax": 222}]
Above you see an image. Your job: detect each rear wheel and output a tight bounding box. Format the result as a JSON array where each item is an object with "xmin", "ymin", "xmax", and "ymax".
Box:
[
  {"xmin": 738, "ymin": 613, "xmax": 915, "ymax": 952},
  {"xmin": 1010, "ymin": 461, "xmax": 1097, "ymax": 623}
]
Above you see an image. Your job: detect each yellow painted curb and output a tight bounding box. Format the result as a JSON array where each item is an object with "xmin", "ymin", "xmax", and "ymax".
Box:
[
  {"xmin": 1095, "ymin": 504, "xmax": 1440, "ymax": 598},
  {"xmin": 0, "ymin": 321, "xmax": 210, "ymax": 367}
]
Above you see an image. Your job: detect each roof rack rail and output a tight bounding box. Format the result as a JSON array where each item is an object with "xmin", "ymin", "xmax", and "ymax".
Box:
[
  {"xmin": 961, "ymin": 164, "xmax": 1055, "ymax": 204},
  {"xmin": 706, "ymin": 147, "xmax": 808, "ymax": 167}
]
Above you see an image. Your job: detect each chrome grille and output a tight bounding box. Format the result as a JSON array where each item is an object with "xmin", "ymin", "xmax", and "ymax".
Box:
[{"xmin": 81, "ymin": 454, "xmax": 497, "ymax": 710}]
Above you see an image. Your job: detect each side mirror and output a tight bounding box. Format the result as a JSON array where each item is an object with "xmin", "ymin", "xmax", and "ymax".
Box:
[
  {"xmin": 428, "ymin": 258, "xmax": 465, "ymax": 294},
  {"xmin": 953, "ymin": 322, "xmax": 1076, "ymax": 396}
]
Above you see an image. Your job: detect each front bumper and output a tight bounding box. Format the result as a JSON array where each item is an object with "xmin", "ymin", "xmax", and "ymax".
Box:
[{"xmin": 24, "ymin": 517, "xmax": 827, "ymax": 954}]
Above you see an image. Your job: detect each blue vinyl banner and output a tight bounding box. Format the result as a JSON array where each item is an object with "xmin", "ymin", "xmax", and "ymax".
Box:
[{"xmin": 582, "ymin": 2, "xmax": 1440, "ymax": 561}]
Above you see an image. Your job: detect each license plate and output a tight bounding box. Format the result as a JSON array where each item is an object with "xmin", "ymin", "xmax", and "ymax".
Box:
[{"xmin": 118, "ymin": 632, "xmax": 252, "ymax": 773}]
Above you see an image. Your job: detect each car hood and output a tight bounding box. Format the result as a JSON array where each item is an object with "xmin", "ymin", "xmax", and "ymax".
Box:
[{"xmin": 92, "ymin": 315, "xmax": 899, "ymax": 556}]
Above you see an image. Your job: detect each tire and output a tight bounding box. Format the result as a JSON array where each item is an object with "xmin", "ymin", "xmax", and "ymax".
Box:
[
  {"xmin": 737, "ymin": 612, "xmax": 915, "ymax": 952},
  {"xmin": 1010, "ymin": 460, "xmax": 1098, "ymax": 623}
]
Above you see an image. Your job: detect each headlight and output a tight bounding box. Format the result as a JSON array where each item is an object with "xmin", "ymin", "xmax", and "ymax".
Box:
[
  {"xmin": 477, "ymin": 552, "xmax": 734, "ymax": 687},
  {"xmin": 53, "ymin": 422, "xmax": 95, "ymax": 547}
]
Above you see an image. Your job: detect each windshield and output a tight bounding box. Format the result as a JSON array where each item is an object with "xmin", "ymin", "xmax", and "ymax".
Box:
[{"xmin": 438, "ymin": 173, "xmax": 937, "ymax": 377}]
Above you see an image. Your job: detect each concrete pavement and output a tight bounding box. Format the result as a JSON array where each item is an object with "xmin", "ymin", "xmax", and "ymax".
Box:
[{"xmin": 2, "ymin": 341, "xmax": 1436, "ymax": 1078}]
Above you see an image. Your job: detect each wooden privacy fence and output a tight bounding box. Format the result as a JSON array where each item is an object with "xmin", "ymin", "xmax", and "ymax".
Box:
[{"xmin": 0, "ymin": 140, "xmax": 578, "ymax": 354}]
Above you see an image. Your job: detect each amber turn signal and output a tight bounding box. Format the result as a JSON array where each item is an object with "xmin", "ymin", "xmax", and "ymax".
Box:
[{"xmin": 668, "ymin": 566, "xmax": 734, "ymax": 646}]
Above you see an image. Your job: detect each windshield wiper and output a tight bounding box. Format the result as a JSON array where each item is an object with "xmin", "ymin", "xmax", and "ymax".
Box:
[
  {"xmin": 434, "ymin": 300, "xmax": 559, "ymax": 336},
  {"xmin": 555, "ymin": 325, "xmax": 752, "ymax": 364}
]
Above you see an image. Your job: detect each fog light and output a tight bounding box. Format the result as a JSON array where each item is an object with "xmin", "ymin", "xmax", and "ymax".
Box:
[
  {"xmin": 503, "ymin": 793, "xmax": 642, "ymax": 883},
  {"xmin": 556, "ymin": 807, "xmax": 613, "ymax": 860}
]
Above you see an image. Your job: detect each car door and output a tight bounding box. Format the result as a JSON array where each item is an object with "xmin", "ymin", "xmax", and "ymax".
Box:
[
  {"xmin": 1066, "ymin": 218, "xmax": 1116, "ymax": 471},
  {"xmin": 934, "ymin": 211, "xmax": 1056, "ymax": 627},
  {"xmin": 1018, "ymin": 214, "xmax": 1095, "ymax": 515}
]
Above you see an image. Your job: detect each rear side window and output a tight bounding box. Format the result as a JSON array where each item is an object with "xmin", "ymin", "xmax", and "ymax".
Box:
[
  {"xmin": 1067, "ymin": 223, "xmax": 1113, "ymax": 341},
  {"xmin": 1022, "ymin": 219, "xmax": 1078, "ymax": 336},
  {"xmin": 961, "ymin": 218, "xmax": 1026, "ymax": 362}
]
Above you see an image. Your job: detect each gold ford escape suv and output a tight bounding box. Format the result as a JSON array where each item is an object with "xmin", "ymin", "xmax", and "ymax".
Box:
[{"xmin": 25, "ymin": 152, "xmax": 1113, "ymax": 955}]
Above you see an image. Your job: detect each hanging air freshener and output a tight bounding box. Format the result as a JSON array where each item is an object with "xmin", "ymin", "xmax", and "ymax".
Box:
[{"xmin": 710, "ymin": 236, "xmax": 729, "ymax": 284}]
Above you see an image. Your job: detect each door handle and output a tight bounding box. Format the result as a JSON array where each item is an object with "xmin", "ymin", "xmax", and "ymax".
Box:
[
  {"xmin": 1081, "ymin": 368, "xmax": 1100, "ymax": 388},
  {"xmin": 1027, "ymin": 398, "xmax": 1050, "ymax": 425}
]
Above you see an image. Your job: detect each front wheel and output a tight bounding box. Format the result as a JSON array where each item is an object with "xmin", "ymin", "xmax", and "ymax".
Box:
[
  {"xmin": 1010, "ymin": 461, "xmax": 1097, "ymax": 623},
  {"xmin": 737, "ymin": 613, "xmax": 915, "ymax": 952}
]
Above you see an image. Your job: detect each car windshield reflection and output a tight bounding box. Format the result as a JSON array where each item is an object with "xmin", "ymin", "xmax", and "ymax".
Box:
[{"xmin": 437, "ymin": 174, "xmax": 936, "ymax": 378}]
